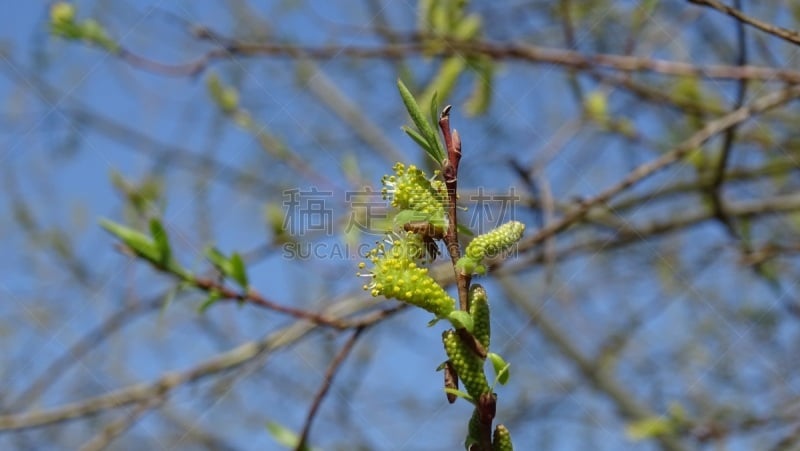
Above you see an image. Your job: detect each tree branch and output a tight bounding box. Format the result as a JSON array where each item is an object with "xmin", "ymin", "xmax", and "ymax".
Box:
[
  {"xmin": 516, "ymin": 84, "xmax": 800, "ymax": 253},
  {"xmin": 0, "ymin": 298, "xmax": 398, "ymax": 432},
  {"xmin": 295, "ymin": 327, "xmax": 365, "ymax": 451},
  {"xmin": 103, "ymin": 33, "xmax": 800, "ymax": 84},
  {"xmin": 689, "ymin": 0, "xmax": 800, "ymax": 46}
]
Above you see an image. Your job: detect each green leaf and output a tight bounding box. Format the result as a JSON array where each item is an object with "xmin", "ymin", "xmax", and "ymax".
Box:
[
  {"xmin": 229, "ymin": 252, "xmax": 249, "ymax": 290},
  {"xmin": 456, "ymin": 223, "xmax": 474, "ymax": 237},
  {"xmin": 626, "ymin": 417, "xmax": 674, "ymax": 441},
  {"xmin": 444, "ymin": 387, "xmax": 473, "ymax": 403},
  {"xmin": 488, "ymin": 352, "xmax": 510, "ymax": 385},
  {"xmin": 265, "ymin": 421, "xmax": 314, "ymax": 451},
  {"xmin": 401, "ymin": 126, "xmax": 434, "ymax": 157},
  {"xmin": 448, "ymin": 310, "xmax": 474, "ymax": 333},
  {"xmin": 197, "ymin": 289, "xmax": 222, "ymax": 314},
  {"xmin": 429, "ymin": 91, "xmax": 440, "ymax": 134},
  {"xmin": 149, "ymin": 218, "xmax": 170, "ymax": 266},
  {"xmin": 397, "ymin": 78, "xmax": 445, "ymax": 163},
  {"xmin": 100, "ymin": 218, "xmax": 159, "ymax": 262},
  {"xmin": 465, "ymin": 59, "xmax": 493, "ymax": 116},
  {"xmin": 160, "ymin": 283, "xmax": 182, "ymax": 315},
  {"xmin": 454, "ymin": 14, "xmax": 482, "ymax": 40},
  {"xmin": 205, "ymin": 246, "xmax": 233, "ymax": 276}
]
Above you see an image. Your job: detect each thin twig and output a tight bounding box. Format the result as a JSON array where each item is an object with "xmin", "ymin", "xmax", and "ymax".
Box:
[
  {"xmin": 438, "ymin": 106, "xmax": 470, "ymax": 312},
  {"xmin": 707, "ymin": 0, "xmax": 748, "ymax": 242},
  {"xmin": 505, "ymin": 191, "xmax": 800, "ymax": 273},
  {"xmin": 295, "ymin": 327, "xmax": 365, "ymax": 451},
  {"xmin": 79, "ymin": 395, "xmax": 165, "ymax": 451},
  {"xmin": 437, "ymin": 106, "xmax": 492, "ymax": 451},
  {"xmin": 7, "ymin": 296, "xmax": 164, "ymax": 411},
  {"xmin": 689, "ymin": 0, "xmax": 800, "ymax": 46},
  {"xmin": 497, "ymin": 275, "xmax": 686, "ymax": 451},
  {"xmin": 189, "ymin": 276, "xmax": 351, "ymax": 328},
  {"xmin": 516, "ymin": 84, "xmax": 800, "ymax": 253},
  {"xmin": 0, "ymin": 299, "xmax": 399, "ymax": 432},
  {"xmin": 108, "ymin": 36, "xmax": 800, "ymax": 84}
]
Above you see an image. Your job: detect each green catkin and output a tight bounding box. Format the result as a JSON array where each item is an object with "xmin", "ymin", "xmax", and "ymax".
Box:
[
  {"xmin": 465, "ymin": 220, "xmax": 525, "ymax": 263},
  {"xmin": 442, "ymin": 329, "xmax": 490, "ymax": 399},
  {"xmin": 466, "ymin": 408, "xmax": 481, "ymax": 449},
  {"xmin": 381, "ymin": 162, "xmax": 447, "ymax": 218},
  {"xmin": 492, "ymin": 424, "xmax": 513, "ymax": 451},
  {"xmin": 359, "ymin": 233, "xmax": 455, "ymax": 318},
  {"xmin": 469, "ymin": 284, "xmax": 490, "ymax": 350}
]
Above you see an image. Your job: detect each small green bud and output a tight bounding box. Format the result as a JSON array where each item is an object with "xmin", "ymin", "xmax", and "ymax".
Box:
[
  {"xmin": 492, "ymin": 424, "xmax": 513, "ymax": 451},
  {"xmin": 442, "ymin": 329, "xmax": 490, "ymax": 399},
  {"xmin": 81, "ymin": 19, "xmax": 119, "ymax": 53},
  {"xmin": 584, "ymin": 90, "xmax": 608, "ymax": 124},
  {"xmin": 469, "ymin": 284, "xmax": 490, "ymax": 350},
  {"xmin": 51, "ymin": 2, "xmax": 76, "ymax": 26}
]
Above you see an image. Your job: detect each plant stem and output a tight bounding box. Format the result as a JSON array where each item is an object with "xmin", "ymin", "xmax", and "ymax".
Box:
[
  {"xmin": 438, "ymin": 106, "xmax": 471, "ymax": 312},
  {"xmin": 439, "ymin": 106, "xmax": 493, "ymax": 451}
]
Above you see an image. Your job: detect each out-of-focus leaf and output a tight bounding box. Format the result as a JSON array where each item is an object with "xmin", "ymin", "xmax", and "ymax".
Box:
[
  {"xmin": 265, "ymin": 421, "xmax": 315, "ymax": 451},
  {"xmin": 100, "ymin": 218, "xmax": 158, "ymax": 262},
  {"xmin": 465, "ymin": 60, "xmax": 493, "ymax": 116},
  {"xmin": 207, "ymin": 72, "xmax": 239, "ymax": 113},
  {"xmin": 149, "ymin": 218, "xmax": 170, "ymax": 266},
  {"xmin": 197, "ymin": 289, "xmax": 223, "ymax": 314},
  {"xmin": 454, "ymin": 14, "xmax": 481, "ymax": 39},
  {"xmin": 229, "ymin": 252, "xmax": 249, "ymax": 290},
  {"xmin": 626, "ymin": 417, "xmax": 674, "ymax": 441},
  {"xmin": 420, "ymin": 57, "xmax": 465, "ymax": 120}
]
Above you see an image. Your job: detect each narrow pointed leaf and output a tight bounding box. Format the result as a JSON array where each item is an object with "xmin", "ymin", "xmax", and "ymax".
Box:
[
  {"xmin": 265, "ymin": 421, "xmax": 313, "ymax": 451},
  {"xmin": 204, "ymin": 246, "xmax": 233, "ymax": 276},
  {"xmin": 397, "ymin": 78, "xmax": 445, "ymax": 162},
  {"xmin": 429, "ymin": 91, "xmax": 440, "ymax": 134},
  {"xmin": 198, "ymin": 289, "xmax": 222, "ymax": 314},
  {"xmin": 149, "ymin": 218, "xmax": 170, "ymax": 265},
  {"xmin": 229, "ymin": 252, "xmax": 249, "ymax": 289},
  {"xmin": 401, "ymin": 126, "xmax": 436, "ymax": 160},
  {"xmin": 456, "ymin": 223, "xmax": 475, "ymax": 237},
  {"xmin": 100, "ymin": 218, "xmax": 159, "ymax": 262},
  {"xmin": 444, "ymin": 387, "xmax": 473, "ymax": 403}
]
